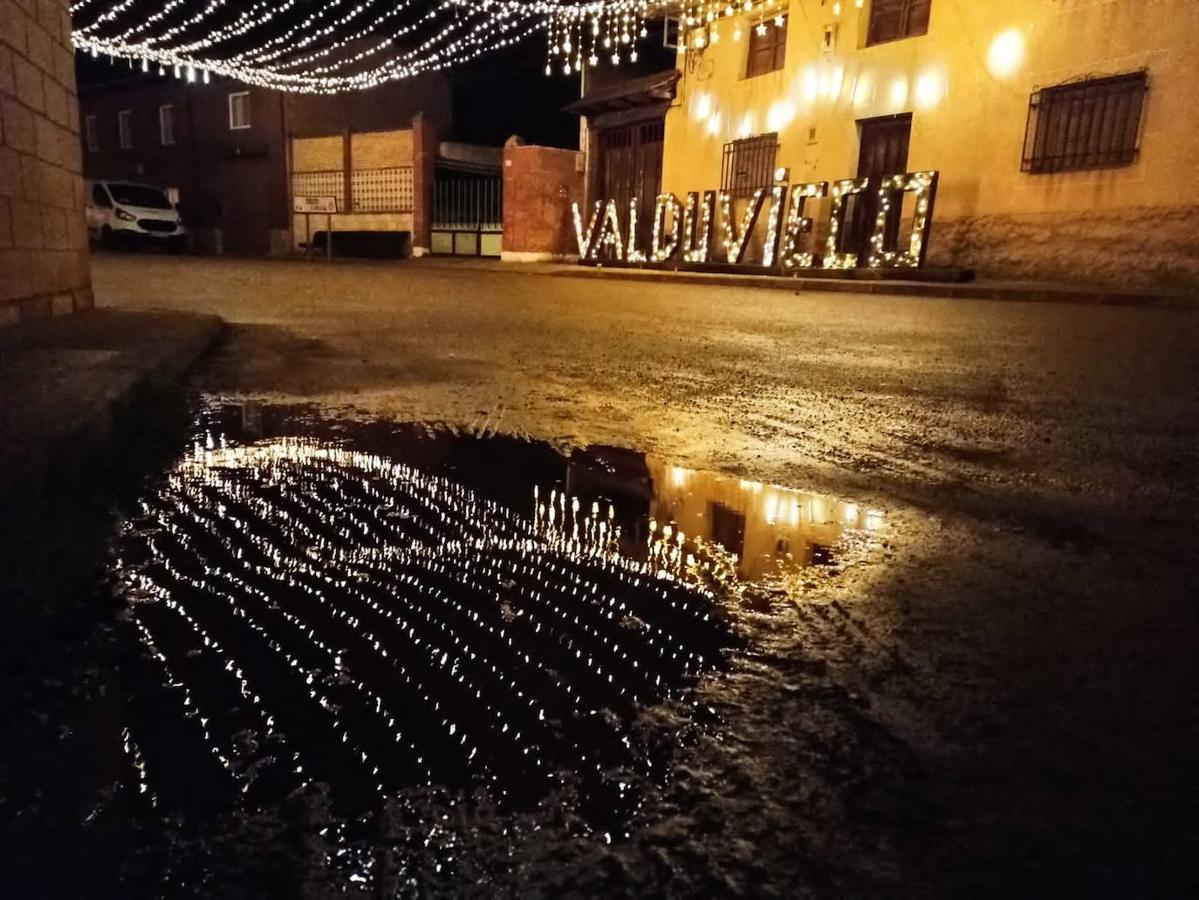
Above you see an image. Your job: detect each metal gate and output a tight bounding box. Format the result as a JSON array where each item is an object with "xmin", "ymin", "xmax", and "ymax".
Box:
[{"xmin": 430, "ymin": 170, "xmax": 502, "ymax": 257}]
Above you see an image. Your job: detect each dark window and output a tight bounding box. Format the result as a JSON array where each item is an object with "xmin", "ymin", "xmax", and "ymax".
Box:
[
  {"xmin": 720, "ymin": 133, "xmax": 778, "ymax": 197},
  {"xmin": 117, "ymin": 109, "xmax": 133, "ymax": 150},
  {"xmin": 709, "ymin": 502, "xmax": 746, "ymax": 559},
  {"xmin": 85, "ymin": 115, "xmax": 99, "ymax": 152},
  {"xmin": 746, "ymin": 16, "xmax": 787, "ymax": 78},
  {"xmin": 851, "ymin": 114, "xmax": 912, "ymax": 256},
  {"xmin": 107, "ymin": 183, "xmax": 172, "ymax": 209},
  {"xmin": 159, "ymin": 104, "xmax": 176, "ymax": 146},
  {"xmin": 1021, "ymin": 71, "xmax": 1147, "ymax": 174},
  {"xmin": 866, "ymin": 0, "xmax": 931, "ymax": 46}
]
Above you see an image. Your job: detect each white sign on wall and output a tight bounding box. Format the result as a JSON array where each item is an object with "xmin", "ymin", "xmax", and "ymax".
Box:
[{"xmin": 293, "ymin": 195, "xmax": 338, "ymax": 214}]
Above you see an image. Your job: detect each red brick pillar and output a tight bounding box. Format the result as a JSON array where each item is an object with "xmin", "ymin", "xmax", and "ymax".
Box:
[
  {"xmin": 501, "ymin": 139, "xmax": 584, "ymax": 262},
  {"xmin": 411, "ymin": 112, "xmax": 438, "ymax": 256}
]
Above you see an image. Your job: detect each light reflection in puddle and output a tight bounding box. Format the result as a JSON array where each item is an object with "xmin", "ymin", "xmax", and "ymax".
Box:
[{"xmin": 105, "ymin": 401, "xmax": 886, "ymax": 886}]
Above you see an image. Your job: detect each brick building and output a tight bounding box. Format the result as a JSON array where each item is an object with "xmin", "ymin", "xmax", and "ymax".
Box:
[
  {"xmin": 1, "ymin": 0, "xmax": 92, "ymax": 326},
  {"xmin": 78, "ymin": 73, "xmax": 452, "ymax": 257}
]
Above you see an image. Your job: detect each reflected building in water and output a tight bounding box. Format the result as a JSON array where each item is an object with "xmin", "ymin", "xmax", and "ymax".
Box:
[{"xmin": 562, "ymin": 447, "xmax": 882, "ymax": 585}]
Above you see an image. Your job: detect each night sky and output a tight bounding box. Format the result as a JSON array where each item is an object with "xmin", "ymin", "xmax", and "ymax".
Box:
[
  {"xmin": 74, "ymin": 14, "xmax": 679, "ymax": 150},
  {"xmin": 76, "ymin": 41, "xmax": 584, "ymax": 150}
]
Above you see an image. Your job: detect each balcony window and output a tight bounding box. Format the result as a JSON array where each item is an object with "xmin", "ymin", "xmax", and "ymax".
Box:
[
  {"xmin": 746, "ymin": 16, "xmax": 787, "ymax": 78},
  {"xmin": 159, "ymin": 104, "xmax": 176, "ymax": 146},
  {"xmin": 228, "ymin": 91, "xmax": 251, "ymax": 130},
  {"xmin": 866, "ymin": 0, "xmax": 931, "ymax": 46},
  {"xmin": 118, "ymin": 110, "xmax": 133, "ymax": 150},
  {"xmin": 720, "ymin": 133, "xmax": 779, "ymax": 197},
  {"xmin": 1021, "ymin": 71, "xmax": 1148, "ymax": 174}
]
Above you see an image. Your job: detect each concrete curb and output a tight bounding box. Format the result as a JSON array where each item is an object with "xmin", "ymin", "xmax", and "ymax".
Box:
[
  {"xmin": 0, "ymin": 311, "xmax": 226, "ymax": 504},
  {"xmin": 400, "ymin": 256, "xmax": 1198, "ymax": 307},
  {"xmin": 540, "ymin": 265, "xmax": 1199, "ymax": 308}
]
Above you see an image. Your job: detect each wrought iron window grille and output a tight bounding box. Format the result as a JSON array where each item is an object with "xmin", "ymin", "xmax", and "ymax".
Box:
[
  {"xmin": 721, "ymin": 133, "xmax": 779, "ymax": 197},
  {"xmin": 1022, "ymin": 70, "xmax": 1148, "ymax": 174}
]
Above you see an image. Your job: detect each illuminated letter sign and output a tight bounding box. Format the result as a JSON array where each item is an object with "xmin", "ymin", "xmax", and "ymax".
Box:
[
  {"xmin": 681, "ymin": 191, "xmax": 715, "ymax": 263},
  {"xmin": 650, "ymin": 193, "xmax": 682, "ymax": 262},
  {"xmin": 575, "ymin": 168, "xmax": 940, "ymax": 272},
  {"xmin": 626, "ymin": 198, "xmax": 647, "ymax": 263},
  {"xmin": 720, "ymin": 188, "xmax": 767, "ymax": 264},
  {"xmin": 778, "ymin": 181, "xmax": 828, "ymax": 270},
  {"xmin": 573, "ymin": 200, "xmax": 602, "ymax": 258},
  {"xmin": 823, "ymin": 177, "xmax": 871, "ymax": 270},
  {"xmin": 866, "ymin": 171, "xmax": 938, "ymax": 269}
]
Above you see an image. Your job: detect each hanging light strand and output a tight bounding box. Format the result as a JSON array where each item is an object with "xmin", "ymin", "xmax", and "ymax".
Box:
[{"xmin": 72, "ymin": 0, "xmax": 678, "ymax": 94}]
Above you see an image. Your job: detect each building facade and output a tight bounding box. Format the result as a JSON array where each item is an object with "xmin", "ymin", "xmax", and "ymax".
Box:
[
  {"xmin": 1, "ymin": 0, "xmax": 92, "ymax": 326},
  {"xmin": 78, "ymin": 74, "xmax": 452, "ymax": 256},
  {"xmin": 651, "ymin": 0, "xmax": 1199, "ymax": 287}
]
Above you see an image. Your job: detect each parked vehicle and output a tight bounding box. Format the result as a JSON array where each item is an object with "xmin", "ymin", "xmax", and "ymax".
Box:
[{"xmin": 85, "ymin": 180, "xmax": 186, "ymax": 251}]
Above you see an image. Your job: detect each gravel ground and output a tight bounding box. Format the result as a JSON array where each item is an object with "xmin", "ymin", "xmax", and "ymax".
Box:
[{"xmin": 90, "ymin": 252, "xmax": 1199, "ymax": 897}]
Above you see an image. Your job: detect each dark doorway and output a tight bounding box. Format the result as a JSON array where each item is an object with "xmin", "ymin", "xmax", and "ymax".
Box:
[
  {"xmin": 594, "ymin": 117, "xmax": 665, "ymax": 252},
  {"xmin": 850, "ymin": 113, "xmax": 912, "ymax": 262},
  {"xmin": 217, "ymin": 154, "xmax": 280, "ymax": 256},
  {"xmin": 709, "ymin": 502, "xmax": 747, "ymax": 559}
]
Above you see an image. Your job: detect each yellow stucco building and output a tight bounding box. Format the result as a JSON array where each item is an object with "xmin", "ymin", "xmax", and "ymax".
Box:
[{"xmin": 659, "ymin": 0, "xmax": 1198, "ymax": 286}]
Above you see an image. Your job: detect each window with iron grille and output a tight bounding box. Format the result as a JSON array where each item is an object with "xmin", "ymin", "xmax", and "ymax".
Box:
[
  {"xmin": 746, "ymin": 16, "xmax": 787, "ymax": 78},
  {"xmin": 292, "ymin": 171, "xmax": 346, "ymax": 211},
  {"xmin": 351, "ymin": 167, "xmax": 414, "ymax": 212},
  {"xmin": 1021, "ymin": 71, "xmax": 1147, "ymax": 174},
  {"xmin": 721, "ymin": 133, "xmax": 778, "ymax": 197},
  {"xmin": 866, "ymin": 0, "xmax": 931, "ymax": 46}
]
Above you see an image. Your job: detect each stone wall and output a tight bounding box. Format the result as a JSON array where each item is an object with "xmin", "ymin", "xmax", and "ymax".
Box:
[
  {"xmin": 928, "ymin": 206, "xmax": 1199, "ymax": 289},
  {"xmin": 501, "ymin": 141, "xmax": 583, "ymax": 262},
  {"xmin": 0, "ymin": 0, "xmax": 91, "ymax": 326}
]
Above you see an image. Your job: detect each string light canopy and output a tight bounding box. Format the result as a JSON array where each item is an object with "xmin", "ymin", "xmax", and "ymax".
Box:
[{"xmin": 69, "ymin": 0, "xmax": 683, "ymax": 93}]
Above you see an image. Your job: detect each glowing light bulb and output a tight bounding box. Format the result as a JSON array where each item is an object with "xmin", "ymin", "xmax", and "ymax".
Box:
[{"xmin": 987, "ymin": 29, "xmax": 1025, "ymax": 78}]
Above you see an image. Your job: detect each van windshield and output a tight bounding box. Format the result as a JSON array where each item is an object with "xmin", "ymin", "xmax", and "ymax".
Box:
[{"xmin": 107, "ymin": 183, "xmax": 172, "ymax": 210}]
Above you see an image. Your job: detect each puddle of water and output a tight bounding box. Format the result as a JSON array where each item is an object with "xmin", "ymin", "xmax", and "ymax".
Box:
[{"xmin": 103, "ymin": 400, "xmax": 885, "ymax": 880}]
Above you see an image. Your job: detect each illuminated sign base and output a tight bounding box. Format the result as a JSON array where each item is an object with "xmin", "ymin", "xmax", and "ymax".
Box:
[{"xmin": 572, "ymin": 170, "xmax": 940, "ymax": 275}]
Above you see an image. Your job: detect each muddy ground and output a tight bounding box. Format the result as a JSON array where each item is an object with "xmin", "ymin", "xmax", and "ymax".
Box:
[{"xmin": 66, "ymin": 254, "xmax": 1199, "ymax": 895}]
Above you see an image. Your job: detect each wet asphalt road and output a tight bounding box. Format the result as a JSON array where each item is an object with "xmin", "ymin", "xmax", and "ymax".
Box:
[{"xmin": 93, "ymin": 252, "xmax": 1199, "ymax": 897}]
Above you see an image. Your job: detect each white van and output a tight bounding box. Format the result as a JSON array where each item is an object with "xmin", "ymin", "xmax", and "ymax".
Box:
[{"xmin": 85, "ymin": 180, "xmax": 187, "ymax": 250}]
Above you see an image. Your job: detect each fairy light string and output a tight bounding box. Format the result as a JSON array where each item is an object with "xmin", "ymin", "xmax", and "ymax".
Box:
[{"xmin": 72, "ymin": 0, "xmax": 680, "ymax": 93}]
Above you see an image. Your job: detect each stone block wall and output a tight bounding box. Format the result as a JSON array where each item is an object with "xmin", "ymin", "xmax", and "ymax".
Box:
[
  {"xmin": 928, "ymin": 206, "xmax": 1199, "ymax": 289},
  {"xmin": 0, "ymin": 0, "xmax": 91, "ymax": 326},
  {"xmin": 501, "ymin": 140, "xmax": 584, "ymax": 262}
]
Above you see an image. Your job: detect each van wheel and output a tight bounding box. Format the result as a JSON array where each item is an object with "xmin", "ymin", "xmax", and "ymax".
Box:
[{"xmin": 100, "ymin": 226, "xmax": 116, "ymax": 250}]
